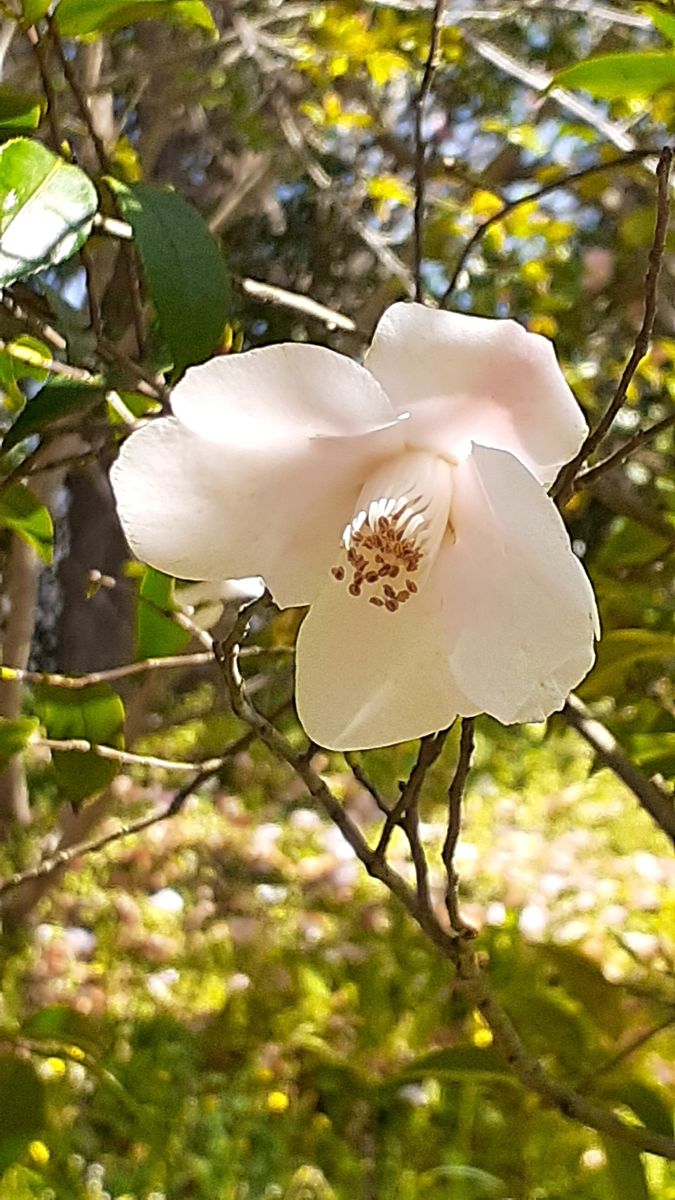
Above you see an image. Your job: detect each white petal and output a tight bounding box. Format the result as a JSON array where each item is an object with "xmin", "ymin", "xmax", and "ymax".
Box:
[
  {"xmin": 365, "ymin": 302, "xmax": 587, "ymax": 485},
  {"xmin": 171, "ymin": 343, "xmax": 398, "ymax": 444},
  {"xmin": 112, "ymin": 393, "xmax": 403, "ymax": 609},
  {"xmin": 439, "ymin": 444, "xmax": 599, "ymax": 722},
  {"xmin": 296, "ymin": 575, "xmax": 476, "ymax": 751}
]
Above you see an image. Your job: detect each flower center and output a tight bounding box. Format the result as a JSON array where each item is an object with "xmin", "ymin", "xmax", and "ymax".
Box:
[{"xmin": 330, "ymin": 451, "xmax": 454, "ymax": 612}]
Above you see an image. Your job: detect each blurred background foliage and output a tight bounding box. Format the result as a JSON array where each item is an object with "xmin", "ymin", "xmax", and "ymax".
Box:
[{"xmin": 0, "ymin": 0, "xmax": 673, "ymax": 1197}]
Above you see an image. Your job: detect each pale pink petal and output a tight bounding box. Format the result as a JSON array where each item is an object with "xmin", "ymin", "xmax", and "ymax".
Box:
[
  {"xmin": 296, "ymin": 575, "xmax": 476, "ymax": 751},
  {"xmin": 365, "ymin": 302, "xmax": 587, "ymax": 485},
  {"xmin": 171, "ymin": 343, "xmax": 398, "ymax": 444},
  {"xmin": 111, "ymin": 412, "xmax": 403, "ymax": 608},
  {"xmin": 439, "ymin": 444, "xmax": 599, "ymax": 722}
]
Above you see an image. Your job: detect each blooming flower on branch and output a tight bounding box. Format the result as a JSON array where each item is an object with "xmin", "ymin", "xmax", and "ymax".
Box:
[{"xmin": 111, "ymin": 303, "xmax": 599, "ymax": 751}]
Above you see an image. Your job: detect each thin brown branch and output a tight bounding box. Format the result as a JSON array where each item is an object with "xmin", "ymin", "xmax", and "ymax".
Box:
[
  {"xmin": 553, "ymin": 146, "xmax": 673, "ymax": 504},
  {"xmin": 1, "ymin": 653, "xmax": 214, "ymax": 690},
  {"xmin": 0, "ymin": 337, "xmax": 99, "ymax": 383},
  {"xmin": 344, "ymin": 753, "xmax": 391, "ymax": 817},
  {"xmin": 441, "ymin": 718, "xmax": 475, "ymax": 934},
  {"xmin": 215, "ymin": 612, "xmax": 675, "ymax": 1160},
  {"xmin": 413, "ymin": 0, "xmax": 446, "ymax": 302},
  {"xmin": 460, "ymin": 948, "xmax": 675, "ymax": 1160},
  {"xmin": 562, "ymin": 694, "xmax": 675, "ymax": 848},
  {"xmin": 0, "ymin": 293, "xmax": 67, "ymax": 351},
  {"xmin": 574, "ymin": 410, "xmax": 675, "ymax": 490},
  {"xmin": 375, "ymin": 731, "xmax": 449, "ymax": 858},
  {"xmin": 47, "ymin": 15, "xmax": 111, "ymax": 174},
  {"xmin": 441, "ymin": 149, "xmax": 658, "ymax": 304},
  {"xmin": 25, "ymin": 24, "xmax": 60, "ymax": 153},
  {"xmin": 0, "ymin": 699, "xmax": 291, "ymax": 900},
  {"xmin": 38, "ymin": 738, "xmax": 226, "ymax": 773}
]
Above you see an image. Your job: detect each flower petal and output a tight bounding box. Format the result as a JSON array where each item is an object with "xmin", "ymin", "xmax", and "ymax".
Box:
[
  {"xmin": 439, "ymin": 444, "xmax": 599, "ymax": 722},
  {"xmin": 365, "ymin": 302, "xmax": 587, "ymax": 484},
  {"xmin": 112, "ymin": 349, "xmax": 404, "ymax": 609},
  {"xmin": 171, "ymin": 343, "xmax": 397, "ymax": 443},
  {"xmin": 296, "ymin": 574, "xmax": 476, "ymax": 751}
]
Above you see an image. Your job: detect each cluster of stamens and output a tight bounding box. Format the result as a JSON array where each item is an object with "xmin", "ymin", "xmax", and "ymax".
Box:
[{"xmin": 330, "ymin": 497, "xmax": 425, "ymax": 613}]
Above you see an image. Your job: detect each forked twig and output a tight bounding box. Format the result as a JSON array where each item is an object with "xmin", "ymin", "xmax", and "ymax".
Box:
[{"xmin": 553, "ymin": 146, "xmax": 673, "ymax": 504}]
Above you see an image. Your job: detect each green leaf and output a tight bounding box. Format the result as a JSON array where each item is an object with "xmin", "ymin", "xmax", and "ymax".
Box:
[
  {"xmin": 136, "ymin": 568, "xmax": 189, "ymax": 660},
  {"xmin": 644, "ymin": 3, "xmax": 675, "ymax": 44},
  {"xmin": 55, "ymin": 0, "xmax": 216, "ymax": 38},
  {"xmin": 580, "ymin": 629, "xmax": 675, "ymax": 701},
  {"xmin": 0, "ymin": 87, "xmax": 42, "ymax": 136},
  {"xmin": 608, "ymin": 1079, "xmax": 675, "ymax": 1139},
  {"xmin": 401, "ymin": 1045, "xmax": 512, "ymax": 1081},
  {"xmin": 21, "ymin": 0, "xmax": 52, "ymax": 23},
  {"xmin": 0, "ymin": 139, "xmax": 98, "ymax": 287},
  {"xmin": 554, "ymin": 52, "xmax": 675, "ymax": 99},
  {"xmin": 0, "ymin": 483, "xmax": 53, "ymax": 563},
  {"xmin": 603, "ymin": 1141, "xmax": 650, "ymax": 1200},
  {"xmin": 34, "ymin": 683, "xmax": 125, "ymax": 806},
  {"xmin": 23, "ymin": 1005, "xmax": 107, "ymax": 1055},
  {"xmin": 0, "ymin": 1056, "xmax": 46, "ymax": 1173},
  {"xmin": 0, "ymin": 716, "xmax": 39, "ymax": 768},
  {"xmin": 3, "ymin": 379, "xmax": 103, "ymax": 450},
  {"xmin": 107, "ymin": 179, "xmax": 231, "ymax": 374}
]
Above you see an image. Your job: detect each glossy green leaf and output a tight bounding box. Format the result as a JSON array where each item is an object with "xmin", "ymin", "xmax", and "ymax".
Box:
[
  {"xmin": 603, "ymin": 1141, "xmax": 649, "ymax": 1200},
  {"xmin": 136, "ymin": 568, "xmax": 190, "ymax": 660},
  {"xmin": 0, "ymin": 483, "xmax": 53, "ymax": 563},
  {"xmin": 107, "ymin": 179, "xmax": 231, "ymax": 374},
  {"xmin": 0, "ymin": 139, "xmax": 98, "ymax": 286},
  {"xmin": 0, "ymin": 716, "xmax": 39, "ymax": 768},
  {"xmin": 4, "ymin": 379, "xmax": 103, "ymax": 450},
  {"xmin": 0, "ymin": 87, "xmax": 42, "ymax": 136},
  {"xmin": 34, "ymin": 682, "xmax": 125, "ymax": 806},
  {"xmin": 644, "ymin": 3, "xmax": 675, "ymax": 44},
  {"xmin": 0, "ymin": 1057, "xmax": 46, "ymax": 1172},
  {"xmin": 580, "ymin": 629, "xmax": 675, "ymax": 701},
  {"xmin": 555, "ymin": 52, "xmax": 675, "ymax": 99},
  {"xmin": 55, "ymin": 0, "xmax": 216, "ymax": 38}
]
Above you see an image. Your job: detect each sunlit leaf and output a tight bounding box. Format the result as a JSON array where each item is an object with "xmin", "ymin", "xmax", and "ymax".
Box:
[
  {"xmin": 0, "ymin": 139, "xmax": 97, "ymax": 286},
  {"xmin": 644, "ymin": 3, "xmax": 675, "ymax": 44},
  {"xmin": 0, "ymin": 482, "xmax": 53, "ymax": 563},
  {"xmin": 34, "ymin": 682, "xmax": 125, "ymax": 806},
  {"xmin": 136, "ymin": 567, "xmax": 189, "ymax": 660},
  {"xmin": 55, "ymin": 0, "xmax": 216, "ymax": 38},
  {"xmin": 555, "ymin": 52, "xmax": 675, "ymax": 99},
  {"xmin": 107, "ymin": 179, "xmax": 231, "ymax": 375},
  {"xmin": 0, "ymin": 716, "xmax": 39, "ymax": 768}
]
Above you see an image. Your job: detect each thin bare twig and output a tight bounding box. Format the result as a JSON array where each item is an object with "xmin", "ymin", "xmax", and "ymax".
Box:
[
  {"xmin": 413, "ymin": 0, "xmax": 446, "ymax": 302},
  {"xmin": 375, "ymin": 731, "xmax": 449, "ymax": 858},
  {"xmin": 47, "ymin": 15, "xmax": 111, "ymax": 173},
  {"xmin": 215, "ymin": 611, "xmax": 675, "ymax": 1160},
  {"xmin": 39, "ymin": 738, "xmax": 226, "ymax": 773},
  {"xmin": 553, "ymin": 146, "xmax": 673, "ymax": 504},
  {"xmin": 1, "ymin": 653, "xmax": 214, "ymax": 690},
  {"xmin": 344, "ymin": 753, "xmax": 391, "ymax": 817},
  {"xmin": 25, "ymin": 24, "xmax": 60, "ymax": 153},
  {"xmin": 562, "ymin": 695, "xmax": 675, "ymax": 848},
  {"xmin": 441, "ymin": 149, "xmax": 658, "ymax": 304},
  {"xmin": 574, "ymin": 411, "xmax": 675, "ymax": 490},
  {"xmin": 441, "ymin": 718, "xmax": 475, "ymax": 934}
]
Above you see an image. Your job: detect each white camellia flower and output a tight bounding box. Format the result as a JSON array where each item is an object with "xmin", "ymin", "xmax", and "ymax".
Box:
[{"xmin": 111, "ymin": 302, "xmax": 599, "ymax": 751}]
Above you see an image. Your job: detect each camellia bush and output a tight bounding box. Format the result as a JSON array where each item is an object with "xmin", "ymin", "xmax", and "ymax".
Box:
[{"xmin": 0, "ymin": 1, "xmax": 673, "ymax": 1198}]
